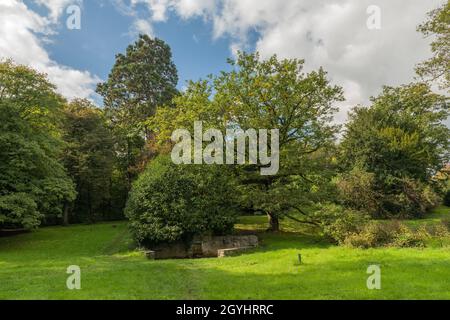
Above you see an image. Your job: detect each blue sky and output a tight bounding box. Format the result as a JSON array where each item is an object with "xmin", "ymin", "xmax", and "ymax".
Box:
[
  {"xmin": 26, "ymin": 0, "xmax": 237, "ymax": 89},
  {"xmin": 1, "ymin": 0, "xmax": 445, "ymax": 123}
]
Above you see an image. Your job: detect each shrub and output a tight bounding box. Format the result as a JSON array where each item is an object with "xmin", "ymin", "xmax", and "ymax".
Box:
[
  {"xmin": 335, "ymin": 168, "xmax": 441, "ymax": 219},
  {"xmin": 382, "ymin": 178, "xmax": 441, "ymax": 219},
  {"xmin": 421, "ymin": 185, "xmax": 442, "ymax": 210},
  {"xmin": 343, "ymin": 221, "xmax": 402, "ymax": 248},
  {"xmin": 125, "ymin": 156, "xmax": 239, "ymax": 246},
  {"xmin": 441, "ymin": 218, "xmax": 450, "ymax": 231},
  {"xmin": 390, "ymin": 225, "xmax": 429, "ymax": 248},
  {"xmin": 431, "ymin": 223, "xmax": 449, "ymax": 238},
  {"xmin": 343, "ymin": 221, "xmax": 430, "ymax": 248},
  {"xmin": 315, "ymin": 204, "xmax": 370, "ymax": 245},
  {"xmin": 335, "ymin": 167, "xmax": 381, "ymax": 218}
]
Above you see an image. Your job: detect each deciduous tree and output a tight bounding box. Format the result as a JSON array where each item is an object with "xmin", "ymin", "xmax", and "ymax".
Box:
[
  {"xmin": 416, "ymin": 1, "xmax": 450, "ymax": 90},
  {"xmin": 0, "ymin": 61, "xmax": 76, "ymax": 229},
  {"xmin": 151, "ymin": 52, "xmax": 344, "ymax": 231},
  {"xmin": 340, "ymin": 83, "xmax": 449, "ymax": 217}
]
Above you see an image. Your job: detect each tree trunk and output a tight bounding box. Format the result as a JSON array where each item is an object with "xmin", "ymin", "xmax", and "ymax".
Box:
[
  {"xmin": 267, "ymin": 212, "xmax": 280, "ymax": 232},
  {"xmin": 108, "ymin": 177, "xmax": 113, "ymax": 215},
  {"xmin": 63, "ymin": 202, "xmax": 70, "ymax": 226},
  {"xmin": 87, "ymin": 185, "xmax": 93, "ymax": 223}
]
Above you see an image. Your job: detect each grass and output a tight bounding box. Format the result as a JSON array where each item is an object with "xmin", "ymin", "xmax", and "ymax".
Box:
[
  {"xmin": 0, "ymin": 207, "xmax": 449, "ymax": 300},
  {"xmin": 402, "ymin": 205, "xmax": 450, "ymax": 228}
]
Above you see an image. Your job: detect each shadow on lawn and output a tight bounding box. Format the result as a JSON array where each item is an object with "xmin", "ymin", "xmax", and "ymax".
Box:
[
  {"xmin": 2, "ymin": 246, "xmax": 449, "ymax": 300},
  {"xmin": 1, "ymin": 227, "xmax": 449, "ymax": 299},
  {"xmin": 186, "ymin": 248, "xmax": 450, "ymax": 299}
]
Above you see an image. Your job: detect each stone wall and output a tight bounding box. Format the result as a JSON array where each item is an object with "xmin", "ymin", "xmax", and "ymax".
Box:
[
  {"xmin": 200, "ymin": 235, "xmax": 259, "ymax": 257},
  {"xmin": 147, "ymin": 235, "xmax": 258, "ymax": 259},
  {"xmin": 149, "ymin": 242, "xmax": 193, "ymax": 259}
]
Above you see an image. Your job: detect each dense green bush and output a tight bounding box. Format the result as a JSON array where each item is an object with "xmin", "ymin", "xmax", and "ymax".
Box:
[
  {"xmin": 125, "ymin": 156, "xmax": 239, "ymax": 246},
  {"xmin": 335, "ymin": 168, "xmax": 441, "ymax": 219},
  {"xmin": 335, "ymin": 167, "xmax": 381, "ymax": 218},
  {"xmin": 315, "ymin": 204, "xmax": 369, "ymax": 245},
  {"xmin": 383, "ymin": 178, "xmax": 441, "ymax": 219}
]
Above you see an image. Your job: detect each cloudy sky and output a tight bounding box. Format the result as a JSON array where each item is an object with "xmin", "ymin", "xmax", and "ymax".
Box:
[{"xmin": 0, "ymin": 0, "xmax": 445, "ymax": 122}]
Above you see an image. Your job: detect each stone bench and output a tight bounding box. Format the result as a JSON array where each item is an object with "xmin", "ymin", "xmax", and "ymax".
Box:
[
  {"xmin": 201, "ymin": 235, "xmax": 258, "ymax": 257},
  {"xmin": 217, "ymin": 246, "xmax": 254, "ymax": 258}
]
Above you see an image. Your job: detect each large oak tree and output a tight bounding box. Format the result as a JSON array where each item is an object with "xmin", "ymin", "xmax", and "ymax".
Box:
[{"xmin": 151, "ymin": 52, "xmax": 344, "ymax": 231}]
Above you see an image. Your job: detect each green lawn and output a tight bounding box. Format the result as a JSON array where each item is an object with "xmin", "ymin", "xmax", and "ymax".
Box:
[
  {"xmin": 0, "ymin": 207, "xmax": 449, "ymax": 300},
  {"xmin": 402, "ymin": 205, "xmax": 450, "ymax": 228}
]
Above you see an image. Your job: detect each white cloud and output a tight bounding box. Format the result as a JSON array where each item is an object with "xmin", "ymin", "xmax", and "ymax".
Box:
[
  {"xmin": 127, "ymin": 0, "xmax": 216, "ymax": 21},
  {"xmin": 131, "ymin": 18, "xmax": 155, "ymax": 36},
  {"xmin": 146, "ymin": 0, "xmax": 171, "ymax": 22},
  {"xmin": 6, "ymin": 0, "xmax": 443, "ymax": 111},
  {"xmin": 34, "ymin": 0, "xmax": 82, "ymax": 22},
  {"xmin": 118, "ymin": 0, "xmax": 446, "ymax": 123},
  {"xmin": 0, "ymin": 0, "xmax": 99, "ymax": 100}
]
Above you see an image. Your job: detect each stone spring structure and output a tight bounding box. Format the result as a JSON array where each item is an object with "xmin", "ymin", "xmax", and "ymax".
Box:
[{"xmin": 145, "ymin": 235, "xmax": 259, "ymax": 259}]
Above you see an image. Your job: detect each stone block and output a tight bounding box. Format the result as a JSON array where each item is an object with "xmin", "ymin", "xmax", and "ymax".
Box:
[{"xmin": 217, "ymin": 247, "xmax": 254, "ymax": 258}]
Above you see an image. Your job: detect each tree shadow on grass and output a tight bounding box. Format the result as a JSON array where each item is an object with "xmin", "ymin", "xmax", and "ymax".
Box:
[
  {"xmin": 1, "ymin": 240, "xmax": 449, "ymax": 299},
  {"xmin": 187, "ymin": 249, "xmax": 450, "ymax": 300},
  {"xmin": 1, "ymin": 219, "xmax": 449, "ymax": 300}
]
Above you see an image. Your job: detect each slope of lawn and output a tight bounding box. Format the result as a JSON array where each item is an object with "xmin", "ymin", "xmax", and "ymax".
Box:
[
  {"xmin": 403, "ymin": 205, "xmax": 450, "ymax": 228},
  {"xmin": 0, "ymin": 207, "xmax": 449, "ymax": 300}
]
